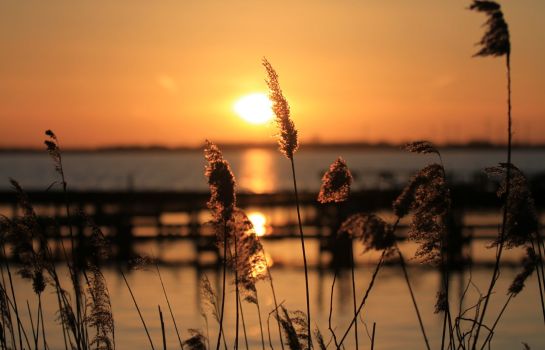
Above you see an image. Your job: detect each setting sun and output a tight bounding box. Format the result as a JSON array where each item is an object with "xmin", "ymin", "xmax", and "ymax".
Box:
[{"xmin": 234, "ymin": 93, "xmax": 273, "ymax": 125}]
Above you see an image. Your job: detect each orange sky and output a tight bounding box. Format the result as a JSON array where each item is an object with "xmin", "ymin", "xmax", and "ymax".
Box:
[{"xmin": 1, "ymin": 1, "xmax": 544, "ymax": 147}]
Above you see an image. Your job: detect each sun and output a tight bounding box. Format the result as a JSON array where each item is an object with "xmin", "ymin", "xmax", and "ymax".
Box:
[{"xmin": 234, "ymin": 93, "xmax": 273, "ymax": 125}]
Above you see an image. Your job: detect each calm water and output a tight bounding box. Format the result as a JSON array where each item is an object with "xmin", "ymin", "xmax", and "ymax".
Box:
[
  {"xmin": 3, "ymin": 148, "xmax": 545, "ymax": 349},
  {"xmin": 8, "ymin": 242, "xmax": 545, "ymax": 350},
  {"xmin": 1, "ymin": 148, "xmax": 544, "ymax": 192}
]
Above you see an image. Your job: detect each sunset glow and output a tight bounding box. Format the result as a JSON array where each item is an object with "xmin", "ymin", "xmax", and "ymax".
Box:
[
  {"xmin": 1, "ymin": 1, "xmax": 545, "ymax": 147},
  {"xmin": 248, "ymin": 211, "xmax": 267, "ymax": 237},
  {"xmin": 234, "ymin": 93, "xmax": 273, "ymax": 125}
]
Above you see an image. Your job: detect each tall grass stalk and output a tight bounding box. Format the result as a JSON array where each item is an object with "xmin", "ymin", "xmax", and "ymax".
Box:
[
  {"xmin": 534, "ymin": 238, "xmax": 545, "ymax": 323},
  {"xmin": 370, "ymin": 322, "xmax": 376, "ymax": 350},
  {"xmin": 120, "ymin": 271, "xmax": 155, "ymax": 350},
  {"xmin": 3, "ymin": 250, "xmax": 23, "ymax": 350},
  {"xmin": 215, "ymin": 226, "xmax": 228, "ymax": 350},
  {"xmin": 262, "ymin": 247, "xmax": 284, "ymax": 350},
  {"xmin": 155, "ymin": 264, "xmax": 184, "ymax": 350},
  {"xmin": 350, "ymin": 247, "xmax": 358, "ymax": 350},
  {"xmin": 395, "ymin": 245, "xmax": 431, "ymax": 350},
  {"xmin": 234, "ymin": 230, "xmax": 240, "ymax": 350},
  {"xmin": 337, "ymin": 250, "xmax": 385, "ymax": 348},
  {"xmin": 328, "ymin": 271, "xmax": 339, "ymax": 349},
  {"xmin": 159, "ymin": 306, "xmax": 166, "ymax": 350},
  {"xmin": 289, "ymin": 159, "xmax": 312, "ymax": 349},
  {"xmin": 263, "ymin": 58, "xmax": 311, "ymax": 349},
  {"xmin": 469, "ymin": 1, "xmax": 512, "ymax": 346}
]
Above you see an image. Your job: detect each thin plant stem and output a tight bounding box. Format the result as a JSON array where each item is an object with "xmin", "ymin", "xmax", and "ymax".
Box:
[
  {"xmin": 531, "ymin": 240, "xmax": 545, "ymax": 324},
  {"xmin": 234, "ymin": 228, "xmax": 240, "ymax": 350},
  {"xmin": 4, "ymin": 251, "xmax": 23, "ymax": 350},
  {"xmin": 479, "ymin": 293, "xmax": 513, "ymax": 350},
  {"xmin": 0, "ymin": 262, "xmax": 17, "ymax": 349},
  {"xmin": 370, "ymin": 322, "xmax": 376, "ymax": 350},
  {"xmin": 267, "ymin": 301, "xmax": 285, "ymax": 350},
  {"xmin": 1, "ymin": 281, "xmax": 32, "ymax": 350},
  {"xmin": 396, "ymin": 246, "xmax": 431, "ymax": 350},
  {"xmin": 255, "ymin": 296, "xmax": 266, "ymax": 350},
  {"xmin": 538, "ymin": 237, "xmax": 545, "ymax": 301},
  {"xmin": 238, "ymin": 295, "xmax": 248, "ymax": 350},
  {"xmin": 350, "ymin": 249, "xmax": 359, "ymax": 350},
  {"xmin": 120, "ymin": 271, "xmax": 155, "ymax": 350},
  {"xmin": 215, "ymin": 222, "xmax": 228, "ymax": 350},
  {"xmin": 262, "ymin": 247, "xmax": 284, "ymax": 350},
  {"xmin": 289, "ymin": 158, "xmax": 311, "ymax": 350},
  {"xmin": 337, "ymin": 250, "xmax": 386, "ymax": 348},
  {"xmin": 155, "ymin": 265, "xmax": 184, "ymax": 350},
  {"xmin": 37, "ymin": 295, "xmax": 44, "ymax": 350},
  {"xmin": 158, "ymin": 306, "xmax": 166, "ymax": 350},
  {"xmin": 40, "ymin": 297, "xmax": 47, "ymax": 350},
  {"xmin": 350, "ymin": 246, "xmax": 359, "ymax": 350},
  {"xmin": 25, "ymin": 300, "xmax": 37, "ymax": 350},
  {"xmin": 55, "ymin": 147, "xmax": 84, "ymax": 350},
  {"xmin": 472, "ymin": 53, "xmax": 512, "ymax": 350},
  {"xmin": 328, "ymin": 271, "xmax": 339, "ymax": 349}
]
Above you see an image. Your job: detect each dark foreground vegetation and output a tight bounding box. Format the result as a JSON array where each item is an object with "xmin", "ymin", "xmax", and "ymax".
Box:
[{"xmin": 1, "ymin": 1, "xmax": 544, "ymax": 349}]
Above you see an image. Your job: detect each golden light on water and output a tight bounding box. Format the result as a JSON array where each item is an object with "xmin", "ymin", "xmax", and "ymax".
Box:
[
  {"xmin": 239, "ymin": 148, "xmax": 276, "ymax": 193},
  {"xmin": 248, "ymin": 211, "xmax": 267, "ymax": 237},
  {"xmin": 234, "ymin": 93, "xmax": 273, "ymax": 125}
]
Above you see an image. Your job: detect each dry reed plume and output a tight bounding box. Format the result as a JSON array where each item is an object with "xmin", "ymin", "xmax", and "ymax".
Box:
[{"xmin": 263, "ymin": 58, "xmax": 311, "ymax": 349}]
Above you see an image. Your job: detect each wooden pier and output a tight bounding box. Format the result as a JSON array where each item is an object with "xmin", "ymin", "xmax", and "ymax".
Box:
[{"xmin": 0, "ymin": 187, "xmax": 543, "ymax": 267}]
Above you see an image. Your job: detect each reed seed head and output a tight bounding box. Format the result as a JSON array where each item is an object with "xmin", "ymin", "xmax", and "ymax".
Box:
[
  {"xmin": 228, "ymin": 209, "xmax": 268, "ymax": 297},
  {"xmin": 469, "ymin": 0, "xmax": 510, "ymax": 57},
  {"xmin": 183, "ymin": 329, "xmax": 207, "ymax": 350},
  {"xmin": 262, "ymin": 58, "xmax": 299, "ymax": 159},
  {"xmin": 204, "ymin": 140, "xmax": 236, "ymax": 222},
  {"xmin": 339, "ymin": 213, "xmax": 395, "ymax": 253},
  {"xmin": 485, "ymin": 163, "xmax": 538, "ymax": 248},
  {"xmin": 318, "ymin": 157, "xmax": 353, "ymax": 203},
  {"xmin": 200, "ymin": 274, "xmax": 220, "ymax": 322},
  {"xmin": 85, "ymin": 266, "xmax": 115, "ymax": 350},
  {"xmin": 508, "ymin": 246, "xmax": 537, "ymax": 295},
  {"xmin": 44, "ymin": 130, "xmax": 63, "ymax": 175},
  {"xmin": 395, "ymin": 164, "xmax": 450, "ymax": 264},
  {"xmin": 276, "ymin": 306, "xmax": 309, "ymax": 350},
  {"xmin": 404, "ymin": 141, "xmax": 440, "ymax": 156}
]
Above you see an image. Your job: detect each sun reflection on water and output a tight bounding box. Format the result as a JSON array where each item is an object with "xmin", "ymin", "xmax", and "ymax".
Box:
[
  {"xmin": 239, "ymin": 148, "xmax": 276, "ymax": 193},
  {"xmin": 248, "ymin": 211, "xmax": 267, "ymax": 237}
]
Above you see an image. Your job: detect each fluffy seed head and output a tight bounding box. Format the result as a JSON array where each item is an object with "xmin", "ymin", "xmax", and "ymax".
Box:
[
  {"xmin": 183, "ymin": 329, "xmax": 207, "ymax": 350},
  {"xmin": 469, "ymin": 0, "xmax": 510, "ymax": 57},
  {"xmin": 339, "ymin": 213, "xmax": 395, "ymax": 253},
  {"xmin": 318, "ymin": 157, "xmax": 353, "ymax": 203},
  {"xmin": 204, "ymin": 140, "xmax": 236, "ymax": 222},
  {"xmin": 262, "ymin": 58, "xmax": 298, "ymax": 159},
  {"xmin": 508, "ymin": 246, "xmax": 537, "ymax": 295},
  {"xmin": 485, "ymin": 164, "xmax": 538, "ymax": 248},
  {"xmin": 276, "ymin": 306, "xmax": 309, "ymax": 350},
  {"xmin": 404, "ymin": 141, "xmax": 440, "ymax": 156}
]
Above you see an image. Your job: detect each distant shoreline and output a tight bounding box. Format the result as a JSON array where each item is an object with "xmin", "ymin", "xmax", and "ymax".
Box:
[{"xmin": 2, "ymin": 141, "xmax": 545, "ymax": 153}]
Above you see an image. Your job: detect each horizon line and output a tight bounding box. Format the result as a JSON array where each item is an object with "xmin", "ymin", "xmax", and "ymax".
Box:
[{"xmin": 2, "ymin": 139, "xmax": 545, "ymax": 153}]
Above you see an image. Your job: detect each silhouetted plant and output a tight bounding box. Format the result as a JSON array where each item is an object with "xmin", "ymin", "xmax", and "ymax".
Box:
[
  {"xmin": 204, "ymin": 140, "xmax": 240, "ymax": 350},
  {"xmin": 183, "ymin": 329, "xmax": 207, "ymax": 350},
  {"xmin": 318, "ymin": 157, "xmax": 352, "ymax": 204},
  {"xmin": 468, "ymin": 1, "xmax": 513, "ymax": 347},
  {"xmin": 263, "ymin": 58, "xmax": 311, "ymax": 349},
  {"xmin": 276, "ymin": 306, "xmax": 309, "ymax": 350}
]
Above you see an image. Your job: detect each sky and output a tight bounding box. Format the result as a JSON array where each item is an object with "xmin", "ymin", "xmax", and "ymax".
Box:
[{"xmin": 1, "ymin": 0, "xmax": 544, "ymax": 148}]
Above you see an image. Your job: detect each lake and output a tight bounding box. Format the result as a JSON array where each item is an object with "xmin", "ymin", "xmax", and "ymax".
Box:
[{"xmin": 2, "ymin": 147, "xmax": 544, "ymax": 349}]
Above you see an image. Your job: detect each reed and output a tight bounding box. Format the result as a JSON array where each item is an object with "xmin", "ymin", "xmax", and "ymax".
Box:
[
  {"xmin": 263, "ymin": 58, "xmax": 311, "ymax": 350},
  {"xmin": 2, "ymin": 2, "xmax": 545, "ymax": 348},
  {"xmin": 467, "ymin": 1, "xmax": 512, "ymax": 348}
]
